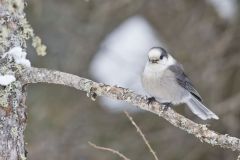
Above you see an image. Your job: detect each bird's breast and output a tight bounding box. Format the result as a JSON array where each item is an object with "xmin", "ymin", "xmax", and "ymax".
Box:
[{"xmin": 142, "ymin": 67, "xmax": 186, "ymax": 104}]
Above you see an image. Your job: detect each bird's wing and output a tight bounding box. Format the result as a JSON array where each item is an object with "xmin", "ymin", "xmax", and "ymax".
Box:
[{"xmin": 168, "ymin": 64, "xmax": 202, "ymax": 101}]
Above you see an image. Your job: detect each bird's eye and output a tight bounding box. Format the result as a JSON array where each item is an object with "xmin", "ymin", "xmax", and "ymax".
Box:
[{"xmin": 160, "ymin": 55, "xmax": 164, "ymax": 60}]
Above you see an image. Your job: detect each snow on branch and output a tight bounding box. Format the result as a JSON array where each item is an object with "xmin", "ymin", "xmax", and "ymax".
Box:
[
  {"xmin": 3, "ymin": 47, "xmax": 31, "ymax": 67},
  {"xmin": 0, "ymin": 74, "xmax": 15, "ymax": 86},
  {"xmin": 20, "ymin": 67, "xmax": 240, "ymax": 152}
]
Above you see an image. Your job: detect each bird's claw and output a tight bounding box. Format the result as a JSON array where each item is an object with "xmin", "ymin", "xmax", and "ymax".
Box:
[
  {"xmin": 161, "ymin": 102, "xmax": 172, "ymax": 111},
  {"xmin": 147, "ymin": 97, "xmax": 156, "ymax": 105}
]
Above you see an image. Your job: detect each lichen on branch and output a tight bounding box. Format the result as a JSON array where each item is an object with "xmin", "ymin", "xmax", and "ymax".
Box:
[{"xmin": 0, "ymin": 0, "xmax": 46, "ymax": 56}]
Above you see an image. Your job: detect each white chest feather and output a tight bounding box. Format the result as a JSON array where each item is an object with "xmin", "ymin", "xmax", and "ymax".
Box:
[{"xmin": 142, "ymin": 63, "xmax": 186, "ymax": 104}]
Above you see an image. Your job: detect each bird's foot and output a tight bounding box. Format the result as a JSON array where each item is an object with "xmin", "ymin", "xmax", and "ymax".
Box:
[
  {"xmin": 161, "ymin": 102, "xmax": 173, "ymax": 111},
  {"xmin": 147, "ymin": 97, "xmax": 156, "ymax": 105}
]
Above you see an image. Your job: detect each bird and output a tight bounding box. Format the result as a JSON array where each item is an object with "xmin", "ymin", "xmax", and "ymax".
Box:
[{"xmin": 141, "ymin": 47, "xmax": 219, "ymax": 120}]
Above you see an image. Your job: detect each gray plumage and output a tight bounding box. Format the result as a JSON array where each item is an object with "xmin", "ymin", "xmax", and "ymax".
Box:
[
  {"xmin": 168, "ymin": 64, "xmax": 202, "ymax": 101},
  {"xmin": 142, "ymin": 47, "xmax": 219, "ymax": 120}
]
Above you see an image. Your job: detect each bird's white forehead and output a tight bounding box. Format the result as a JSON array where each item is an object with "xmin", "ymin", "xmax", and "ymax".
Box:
[{"xmin": 148, "ymin": 48, "xmax": 162, "ymax": 59}]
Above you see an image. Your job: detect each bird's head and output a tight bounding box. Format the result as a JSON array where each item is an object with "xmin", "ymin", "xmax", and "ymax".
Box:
[{"xmin": 147, "ymin": 47, "xmax": 175, "ymax": 67}]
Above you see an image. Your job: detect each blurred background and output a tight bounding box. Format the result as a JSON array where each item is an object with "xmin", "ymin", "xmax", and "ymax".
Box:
[{"xmin": 25, "ymin": 0, "xmax": 240, "ymax": 159}]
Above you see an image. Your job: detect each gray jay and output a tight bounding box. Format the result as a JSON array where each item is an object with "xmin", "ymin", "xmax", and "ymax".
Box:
[{"xmin": 141, "ymin": 47, "xmax": 219, "ymax": 120}]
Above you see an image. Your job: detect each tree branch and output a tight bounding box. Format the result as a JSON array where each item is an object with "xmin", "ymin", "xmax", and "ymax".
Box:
[
  {"xmin": 124, "ymin": 111, "xmax": 159, "ymax": 160},
  {"xmin": 0, "ymin": 0, "xmax": 32, "ymax": 159},
  {"xmin": 20, "ymin": 67, "xmax": 240, "ymax": 152},
  {"xmin": 88, "ymin": 141, "xmax": 131, "ymax": 160}
]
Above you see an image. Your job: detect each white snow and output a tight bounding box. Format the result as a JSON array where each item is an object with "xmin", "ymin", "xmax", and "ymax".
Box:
[
  {"xmin": 4, "ymin": 46, "xmax": 31, "ymax": 67},
  {"xmin": 15, "ymin": 58, "xmax": 31, "ymax": 67},
  {"xmin": 207, "ymin": 0, "xmax": 237, "ymax": 21},
  {"xmin": 0, "ymin": 74, "xmax": 16, "ymax": 86},
  {"xmin": 89, "ymin": 15, "xmax": 164, "ymax": 112},
  {"xmin": 0, "ymin": 46, "xmax": 30, "ymax": 86}
]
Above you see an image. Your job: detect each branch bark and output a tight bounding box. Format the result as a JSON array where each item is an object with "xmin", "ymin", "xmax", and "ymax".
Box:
[
  {"xmin": 20, "ymin": 67, "xmax": 240, "ymax": 152},
  {"xmin": 0, "ymin": 1, "xmax": 32, "ymax": 159}
]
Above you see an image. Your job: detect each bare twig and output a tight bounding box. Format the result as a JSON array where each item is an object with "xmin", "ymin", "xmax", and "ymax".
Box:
[
  {"xmin": 88, "ymin": 141, "xmax": 131, "ymax": 160},
  {"xmin": 124, "ymin": 111, "xmax": 159, "ymax": 160},
  {"xmin": 20, "ymin": 67, "xmax": 240, "ymax": 152}
]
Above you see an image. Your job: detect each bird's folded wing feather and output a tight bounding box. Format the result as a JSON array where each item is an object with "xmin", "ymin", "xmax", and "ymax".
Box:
[{"xmin": 168, "ymin": 64, "xmax": 202, "ymax": 101}]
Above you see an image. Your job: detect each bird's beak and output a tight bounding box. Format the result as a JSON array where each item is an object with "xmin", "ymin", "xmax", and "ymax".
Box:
[{"xmin": 149, "ymin": 59, "xmax": 159, "ymax": 64}]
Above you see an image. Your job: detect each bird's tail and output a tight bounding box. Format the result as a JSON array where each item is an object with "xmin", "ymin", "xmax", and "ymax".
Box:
[{"xmin": 185, "ymin": 96, "xmax": 219, "ymax": 120}]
